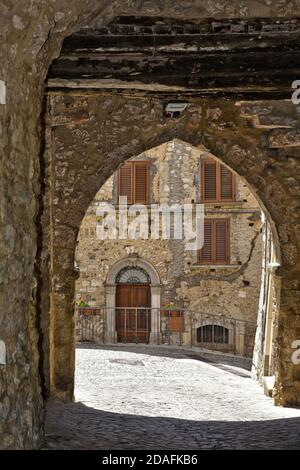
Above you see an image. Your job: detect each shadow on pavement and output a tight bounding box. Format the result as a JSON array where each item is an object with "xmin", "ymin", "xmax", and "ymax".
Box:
[
  {"xmin": 43, "ymin": 401, "xmax": 300, "ymax": 450},
  {"xmin": 76, "ymin": 342, "xmax": 252, "ymax": 372}
]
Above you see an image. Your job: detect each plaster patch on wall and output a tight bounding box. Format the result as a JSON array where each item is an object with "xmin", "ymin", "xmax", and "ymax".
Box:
[
  {"xmin": 0, "ymin": 81, "xmax": 6, "ymax": 104},
  {"xmin": 0, "ymin": 340, "xmax": 6, "ymax": 365},
  {"xmin": 12, "ymin": 15, "xmax": 25, "ymax": 30}
]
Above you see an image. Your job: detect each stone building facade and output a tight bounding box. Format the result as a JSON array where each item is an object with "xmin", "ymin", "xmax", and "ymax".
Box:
[
  {"xmin": 75, "ymin": 140, "xmax": 263, "ymax": 356},
  {"xmin": 2, "ymin": 1, "xmax": 300, "ymax": 449}
]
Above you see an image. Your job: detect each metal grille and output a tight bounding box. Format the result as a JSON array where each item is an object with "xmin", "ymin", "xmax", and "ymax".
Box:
[
  {"xmin": 116, "ymin": 266, "xmax": 151, "ymax": 284},
  {"xmin": 75, "ymin": 307, "xmax": 257, "ymax": 357}
]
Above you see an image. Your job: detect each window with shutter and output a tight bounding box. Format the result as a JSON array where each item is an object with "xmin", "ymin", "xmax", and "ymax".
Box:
[
  {"xmin": 198, "ymin": 219, "xmax": 230, "ymax": 265},
  {"xmin": 118, "ymin": 161, "xmax": 150, "ymax": 205},
  {"xmin": 201, "ymin": 159, "xmax": 235, "ymax": 202},
  {"xmin": 119, "ymin": 164, "xmax": 132, "ymax": 204},
  {"xmin": 198, "ymin": 220, "xmax": 213, "ymax": 264},
  {"xmin": 220, "ymin": 165, "xmax": 234, "ymax": 201},
  {"xmin": 134, "ymin": 162, "xmax": 149, "ymax": 204},
  {"xmin": 215, "ymin": 220, "xmax": 229, "ymax": 263},
  {"xmin": 203, "ymin": 161, "xmax": 217, "ymax": 201}
]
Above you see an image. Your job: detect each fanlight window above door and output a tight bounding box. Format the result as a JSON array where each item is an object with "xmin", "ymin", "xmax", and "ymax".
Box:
[{"xmin": 116, "ymin": 266, "xmax": 151, "ymax": 284}]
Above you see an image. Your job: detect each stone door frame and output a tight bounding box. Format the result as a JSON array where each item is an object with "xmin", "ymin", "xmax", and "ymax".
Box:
[{"xmin": 105, "ymin": 256, "xmax": 161, "ymax": 343}]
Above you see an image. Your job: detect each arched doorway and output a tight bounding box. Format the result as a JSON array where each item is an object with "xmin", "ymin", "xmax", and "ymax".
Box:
[
  {"xmin": 105, "ymin": 256, "xmax": 161, "ymax": 344},
  {"xmin": 116, "ymin": 266, "xmax": 151, "ymax": 343}
]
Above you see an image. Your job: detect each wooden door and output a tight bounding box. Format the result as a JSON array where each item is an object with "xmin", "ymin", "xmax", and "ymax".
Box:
[{"xmin": 116, "ymin": 284, "xmax": 151, "ymax": 343}]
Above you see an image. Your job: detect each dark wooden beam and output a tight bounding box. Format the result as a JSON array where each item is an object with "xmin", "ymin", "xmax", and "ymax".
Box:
[
  {"xmin": 47, "ymin": 16, "xmax": 300, "ymax": 99},
  {"xmin": 45, "ymin": 86, "xmax": 289, "ymax": 101},
  {"xmin": 60, "ymin": 33, "xmax": 300, "ymax": 56}
]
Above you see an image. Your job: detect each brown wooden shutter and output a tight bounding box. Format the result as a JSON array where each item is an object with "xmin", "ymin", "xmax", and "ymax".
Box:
[
  {"xmin": 202, "ymin": 159, "xmax": 235, "ymax": 202},
  {"xmin": 119, "ymin": 164, "xmax": 132, "ymax": 204},
  {"xmin": 198, "ymin": 219, "xmax": 230, "ymax": 265},
  {"xmin": 202, "ymin": 160, "xmax": 217, "ymax": 201},
  {"xmin": 220, "ymin": 165, "xmax": 234, "ymax": 201},
  {"xmin": 133, "ymin": 162, "xmax": 149, "ymax": 204},
  {"xmin": 198, "ymin": 220, "xmax": 213, "ymax": 264},
  {"xmin": 215, "ymin": 219, "xmax": 229, "ymax": 264}
]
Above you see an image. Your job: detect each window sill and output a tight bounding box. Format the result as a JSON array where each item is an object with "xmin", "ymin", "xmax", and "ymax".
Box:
[
  {"xmin": 191, "ymin": 265, "xmax": 241, "ymax": 269},
  {"xmin": 202, "ymin": 201, "xmax": 239, "ymax": 205},
  {"xmin": 203, "ymin": 202, "xmax": 258, "ymax": 209}
]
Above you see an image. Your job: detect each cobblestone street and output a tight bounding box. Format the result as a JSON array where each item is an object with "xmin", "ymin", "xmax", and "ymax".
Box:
[{"xmin": 44, "ymin": 344, "xmax": 300, "ymax": 449}]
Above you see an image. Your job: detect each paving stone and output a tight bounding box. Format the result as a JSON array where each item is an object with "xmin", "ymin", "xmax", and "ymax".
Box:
[{"xmin": 44, "ymin": 344, "xmax": 300, "ymax": 450}]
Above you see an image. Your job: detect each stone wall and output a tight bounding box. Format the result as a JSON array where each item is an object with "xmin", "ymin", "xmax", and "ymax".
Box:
[
  {"xmin": 0, "ymin": 0, "xmax": 116, "ymax": 450},
  {"xmin": 1, "ymin": 0, "xmax": 300, "ymax": 449}
]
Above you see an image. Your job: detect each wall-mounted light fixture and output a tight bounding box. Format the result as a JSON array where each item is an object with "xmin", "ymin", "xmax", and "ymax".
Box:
[{"xmin": 164, "ymin": 102, "xmax": 188, "ymax": 119}]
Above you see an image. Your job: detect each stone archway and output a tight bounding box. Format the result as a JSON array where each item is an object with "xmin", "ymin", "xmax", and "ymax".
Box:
[
  {"xmin": 32, "ymin": 8, "xmax": 300, "ymax": 411},
  {"xmin": 46, "ymin": 128, "xmax": 288, "ymax": 405},
  {"xmin": 46, "ymin": 126, "xmax": 295, "ymax": 407},
  {"xmin": 105, "ymin": 256, "xmax": 161, "ymax": 343}
]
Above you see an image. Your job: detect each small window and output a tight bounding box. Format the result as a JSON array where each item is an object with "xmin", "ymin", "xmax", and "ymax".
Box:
[
  {"xmin": 201, "ymin": 159, "xmax": 235, "ymax": 202},
  {"xmin": 118, "ymin": 161, "xmax": 150, "ymax": 205},
  {"xmin": 198, "ymin": 219, "xmax": 230, "ymax": 265},
  {"xmin": 197, "ymin": 325, "xmax": 229, "ymax": 344}
]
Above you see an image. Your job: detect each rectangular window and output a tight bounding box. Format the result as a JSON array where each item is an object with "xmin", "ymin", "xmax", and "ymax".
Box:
[
  {"xmin": 118, "ymin": 161, "xmax": 150, "ymax": 204},
  {"xmin": 201, "ymin": 159, "xmax": 235, "ymax": 202},
  {"xmin": 198, "ymin": 219, "xmax": 230, "ymax": 265},
  {"xmin": 119, "ymin": 163, "xmax": 133, "ymax": 204}
]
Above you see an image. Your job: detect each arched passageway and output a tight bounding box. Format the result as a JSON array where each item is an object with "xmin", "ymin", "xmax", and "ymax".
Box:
[
  {"xmin": 45, "ymin": 120, "xmax": 287, "ymax": 404},
  {"xmin": 2, "ymin": 1, "xmax": 300, "ymax": 449}
]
